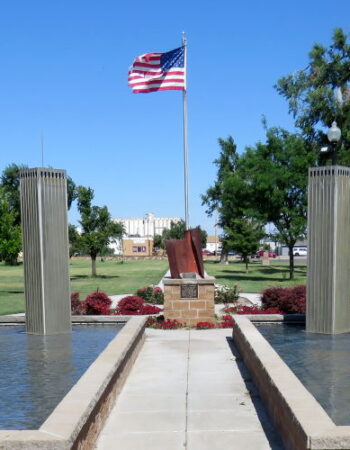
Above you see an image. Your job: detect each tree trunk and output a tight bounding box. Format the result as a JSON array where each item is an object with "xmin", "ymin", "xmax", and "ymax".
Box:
[
  {"xmin": 220, "ymin": 250, "xmax": 228, "ymax": 264},
  {"xmin": 288, "ymin": 246, "xmax": 294, "ymax": 279},
  {"xmin": 245, "ymin": 257, "xmax": 249, "ymax": 273},
  {"xmin": 91, "ymin": 255, "xmax": 97, "ymax": 277}
]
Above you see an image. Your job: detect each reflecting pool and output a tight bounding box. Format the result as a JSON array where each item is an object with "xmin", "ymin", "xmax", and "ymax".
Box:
[
  {"xmin": 0, "ymin": 324, "xmax": 123, "ymax": 429},
  {"xmin": 257, "ymin": 323, "xmax": 350, "ymax": 425}
]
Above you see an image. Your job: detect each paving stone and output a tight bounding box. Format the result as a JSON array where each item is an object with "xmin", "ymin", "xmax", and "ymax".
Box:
[
  {"xmin": 188, "ymin": 393, "xmax": 252, "ymax": 411},
  {"xmin": 95, "ymin": 328, "xmax": 284, "ymax": 449},
  {"xmin": 96, "ymin": 431, "xmax": 186, "ymax": 450},
  {"xmin": 115, "ymin": 393, "xmax": 186, "ymax": 412},
  {"xmin": 187, "ymin": 409, "xmax": 264, "ymax": 432},
  {"xmin": 187, "ymin": 430, "xmax": 282, "ymax": 450},
  {"xmin": 102, "ymin": 410, "xmax": 186, "ymax": 434}
]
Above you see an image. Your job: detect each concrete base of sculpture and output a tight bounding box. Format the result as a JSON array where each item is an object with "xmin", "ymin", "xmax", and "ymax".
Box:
[
  {"xmin": 307, "ymin": 166, "xmax": 350, "ymax": 334},
  {"xmin": 163, "ymin": 276, "xmax": 215, "ymax": 326}
]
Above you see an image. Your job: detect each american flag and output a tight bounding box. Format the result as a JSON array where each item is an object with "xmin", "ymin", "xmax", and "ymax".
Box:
[{"xmin": 128, "ymin": 46, "xmax": 186, "ymax": 94}]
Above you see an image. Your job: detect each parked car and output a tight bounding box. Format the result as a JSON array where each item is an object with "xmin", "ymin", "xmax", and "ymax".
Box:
[
  {"xmin": 202, "ymin": 249, "xmax": 214, "ymax": 256},
  {"xmin": 293, "ymin": 247, "xmax": 307, "ymax": 256},
  {"xmin": 256, "ymin": 250, "xmax": 277, "ymax": 258}
]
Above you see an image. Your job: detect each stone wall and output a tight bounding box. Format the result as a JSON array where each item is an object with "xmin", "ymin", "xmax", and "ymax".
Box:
[{"xmin": 163, "ymin": 277, "xmax": 215, "ymax": 326}]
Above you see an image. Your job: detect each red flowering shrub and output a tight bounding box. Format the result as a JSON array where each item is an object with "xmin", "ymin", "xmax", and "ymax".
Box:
[
  {"xmin": 140, "ymin": 304, "xmax": 163, "ymax": 315},
  {"xmin": 219, "ymin": 315, "xmax": 234, "ymax": 328},
  {"xmin": 146, "ymin": 316, "xmax": 184, "ymax": 329},
  {"xmin": 261, "ymin": 285, "xmax": 306, "ymax": 314},
  {"xmin": 136, "ymin": 286, "xmax": 164, "ymax": 304},
  {"xmin": 117, "ymin": 296, "xmax": 144, "ymax": 314},
  {"xmin": 84, "ymin": 291, "xmax": 112, "ymax": 315},
  {"xmin": 196, "ymin": 321, "xmax": 216, "ymax": 329},
  {"xmin": 115, "ymin": 296, "xmax": 163, "ymax": 315},
  {"xmin": 224, "ymin": 305, "xmax": 283, "ymax": 315},
  {"xmin": 71, "ymin": 292, "xmax": 85, "ymax": 315}
]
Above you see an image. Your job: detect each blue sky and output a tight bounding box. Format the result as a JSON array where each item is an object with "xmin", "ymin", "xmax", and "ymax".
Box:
[{"xmin": 0, "ymin": 1, "xmax": 349, "ymax": 233}]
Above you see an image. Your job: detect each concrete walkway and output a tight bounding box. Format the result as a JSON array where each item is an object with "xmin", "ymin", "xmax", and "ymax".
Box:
[{"xmin": 95, "ymin": 328, "xmax": 284, "ymax": 449}]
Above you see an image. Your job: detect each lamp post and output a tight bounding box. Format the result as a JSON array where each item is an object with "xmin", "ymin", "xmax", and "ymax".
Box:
[
  {"xmin": 307, "ymin": 119, "xmax": 350, "ymax": 334},
  {"xmin": 327, "ymin": 121, "xmax": 341, "ymax": 165}
]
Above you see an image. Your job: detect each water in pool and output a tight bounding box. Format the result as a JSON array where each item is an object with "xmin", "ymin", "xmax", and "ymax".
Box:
[
  {"xmin": 256, "ymin": 323, "xmax": 350, "ymax": 425},
  {"xmin": 0, "ymin": 324, "xmax": 123, "ymax": 429}
]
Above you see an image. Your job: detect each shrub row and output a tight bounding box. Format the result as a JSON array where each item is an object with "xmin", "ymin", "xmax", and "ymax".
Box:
[
  {"xmin": 261, "ymin": 285, "xmax": 306, "ymax": 314},
  {"xmin": 136, "ymin": 286, "xmax": 164, "ymax": 304},
  {"xmin": 71, "ymin": 292, "xmax": 163, "ymax": 316},
  {"xmin": 115, "ymin": 296, "xmax": 162, "ymax": 315},
  {"xmin": 224, "ymin": 305, "xmax": 283, "ymax": 315},
  {"xmin": 71, "ymin": 291, "xmax": 112, "ymax": 315},
  {"xmin": 214, "ymin": 284, "xmax": 240, "ymax": 303},
  {"xmin": 146, "ymin": 315, "xmax": 234, "ymax": 329}
]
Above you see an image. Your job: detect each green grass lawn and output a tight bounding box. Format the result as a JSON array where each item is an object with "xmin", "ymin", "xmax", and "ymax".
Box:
[
  {"xmin": 0, "ymin": 259, "xmax": 168, "ymax": 315},
  {"xmin": 204, "ymin": 259, "xmax": 307, "ymax": 293},
  {"xmin": 0, "ymin": 257, "xmax": 306, "ymax": 315}
]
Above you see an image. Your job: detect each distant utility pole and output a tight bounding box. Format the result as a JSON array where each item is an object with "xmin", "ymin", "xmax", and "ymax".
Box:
[{"xmin": 41, "ymin": 133, "xmax": 44, "ymax": 167}]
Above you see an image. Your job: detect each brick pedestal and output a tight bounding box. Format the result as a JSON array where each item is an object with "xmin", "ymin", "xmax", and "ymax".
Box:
[{"xmin": 163, "ymin": 277, "xmax": 215, "ymax": 326}]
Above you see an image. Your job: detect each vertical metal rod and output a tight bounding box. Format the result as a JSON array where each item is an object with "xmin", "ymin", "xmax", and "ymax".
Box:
[
  {"xmin": 41, "ymin": 133, "xmax": 44, "ymax": 167},
  {"xmin": 182, "ymin": 32, "xmax": 189, "ymax": 229}
]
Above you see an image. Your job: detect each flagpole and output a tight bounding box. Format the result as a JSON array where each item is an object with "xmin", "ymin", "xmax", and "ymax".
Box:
[{"xmin": 182, "ymin": 32, "xmax": 189, "ymax": 229}]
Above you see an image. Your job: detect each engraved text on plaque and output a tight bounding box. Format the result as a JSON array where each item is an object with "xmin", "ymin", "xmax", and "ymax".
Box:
[{"xmin": 181, "ymin": 284, "xmax": 198, "ymax": 299}]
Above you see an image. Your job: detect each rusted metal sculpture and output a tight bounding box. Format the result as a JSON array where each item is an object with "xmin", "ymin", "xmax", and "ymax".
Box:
[{"xmin": 165, "ymin": 228, "xmax": 204, "ymax": 278}]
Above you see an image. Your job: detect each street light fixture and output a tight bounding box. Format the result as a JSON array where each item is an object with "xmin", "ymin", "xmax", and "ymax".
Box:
[{"xmin": 327, "ymin": 121, "xmax": 341, "ymax": 165}]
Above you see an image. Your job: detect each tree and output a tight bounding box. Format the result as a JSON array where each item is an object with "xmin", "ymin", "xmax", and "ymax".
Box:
[
  {"xmin": 153, "ymin": 234, "xmax": 163, "ymax": 250},
  {"xmin": 0, "ymin": 164, "xmax": 78, "ymax": 218},
  {"xmin": 276, "ymin": 28, "xmax": 350, "ymax": 164},
  {"xmin": 160, "ymin": 220, "xmax": 207, "ymax": 249},
  {"xmin": 223, "ymin": 217, "xmax": 264, "ymax": 272},
  {"xmin": 239, "ymin": 127, "xmax": 316, "ymax": 278},
  {"xmin": 76, "ymin": 186, "xmax": 124, "ymax": 276},
  {"xmin": 0, "ymin": 163, "xmax": 27, "ymax": 226},
  {"xmin": 0, "ymin": 164, "xmax": 78, "ymax": 264},
  {"xmin": 68, "ymin": 224, "xmax": 80, "ymax": 258},
  {"xmin": 202, "ymin": 136, "xmax": 240, "ymax": 263},
  {"xmin": 66, "ymin": 176, "xmax": 78, "ymax": 209},
  {"xmin": 0, "ymin": 188, "xmax": 22, "ymax": 265}
]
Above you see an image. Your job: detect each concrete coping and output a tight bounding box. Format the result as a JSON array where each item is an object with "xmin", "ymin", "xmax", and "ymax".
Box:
[
  {"xmin": 163, "ymin": 276, "xmax": 216, "ymax": 285},
  {"xmin": 232, "ymin": 315, "xmax": 350, "ymax": 449},
  {"xmin": 0, "ymin": 315, "xmax": 147, "ymax": 449},
  {"xmin": 0, "ymin": 315, "xmax": 137, "ymax": 324},
  {"xmin": 247, "ymin": 313, "xmax": 306, "ymax": 323}
]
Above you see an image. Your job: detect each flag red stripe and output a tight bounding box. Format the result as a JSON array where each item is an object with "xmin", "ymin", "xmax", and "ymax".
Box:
[
  {"xmin": 129, "ymin": 78, "xmax": 185, "ymax": 87},
  {"xmin": 128, "ymin": 48, "xmax": 185, "ymax": 93},
  {"xmin": 132, "ymin": 86, "xmax": 185, "ymax": 93},
  {"xmin": 133, "ymin": 61, "xmax": 161, "ymax": 68},
  {"xmin": 128, "ymin": 70, "xmax": 185, "ymax": 79}
]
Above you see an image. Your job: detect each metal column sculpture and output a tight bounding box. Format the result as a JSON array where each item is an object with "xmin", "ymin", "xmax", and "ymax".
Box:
[
  {"xmin": 20, "ymin": 168, "xmax": 71, "ymax": 334},
  {"xmin": 307, "ymin": 166, "xmax": 350, "ymax": 334}
]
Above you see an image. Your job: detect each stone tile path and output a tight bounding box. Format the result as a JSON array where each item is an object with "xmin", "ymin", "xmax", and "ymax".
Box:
[{"xmin": 95, "ymin": 328, "xmax": 284, "ymax": 449}]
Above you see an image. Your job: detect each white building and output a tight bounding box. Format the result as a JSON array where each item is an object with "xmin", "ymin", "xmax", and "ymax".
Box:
[
  {"xmin": 206, "ymin": 235, "xmax": 222, "ymax": 253},
  {"xmin": 114, "ymin": 212, "xmax": 181, "ymax": 238},
  {"xmin": 110, "ymin": 213, "xmax": 181, "ymax": 255}
]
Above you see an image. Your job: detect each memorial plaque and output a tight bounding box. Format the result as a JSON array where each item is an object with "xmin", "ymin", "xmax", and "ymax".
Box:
[{"xmin": 181, "ymin": 284, "xmax": 198, "ymax": 298}]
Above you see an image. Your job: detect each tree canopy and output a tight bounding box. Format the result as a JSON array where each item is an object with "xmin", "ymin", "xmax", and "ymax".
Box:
[
  {"xmin": 0, "ymin": 163, "xmax": 77, "ymax": 216},
  {"xmin": 76, "ymin": 186, "xmax": 124, "ymax": 276},
  {"xmin": 0, "ymin": 163, "xmax": 27, "ymax": 226},
  {"xmin": 0, "ymin": 188, "xmax": 22, "ymax": 265},
  {"xmin": 202, "ymin": 136, "xmax": 241, "ymax": 263},
  {"xmin": 202, "ymin": 136, "xmax": 264, "ymax": 268},
  {"xmin": 239, "ymin": 127, "xmax": 316, "ymax": 278},
  {"xmin": 156, "ymin": 220, "xmax": 207, "ymax": 250},
  {"xmin": 276, "ymin": 28, "xmax": 350, "ymax": 164}
]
